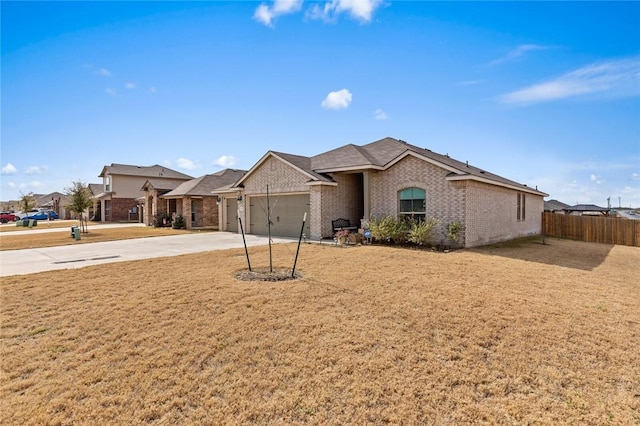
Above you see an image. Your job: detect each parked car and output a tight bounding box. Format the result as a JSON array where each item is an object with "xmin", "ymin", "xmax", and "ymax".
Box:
[
  {"xmin": 23, "ymin": 210, "xmax": 59, "ymax": 220},
  {"xmin": 15, "ymin": 210, "xmax": 38, "ymax": 220},
  {"xmin": 0, "ymin": 211, "xmax": 18, "ymax": 223}
]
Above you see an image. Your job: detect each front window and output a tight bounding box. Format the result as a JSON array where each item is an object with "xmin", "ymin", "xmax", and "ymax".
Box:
[
  {"xmin": 399, "ymin": 187, "xmax": 426, "ymax": 220},
  {"xmin": 104, "ymin": 176, "xmax": 111, "ymax": 192},
  {"xmin": 104, "ymin": 200, "xmax": 111, "ymax": 221}
]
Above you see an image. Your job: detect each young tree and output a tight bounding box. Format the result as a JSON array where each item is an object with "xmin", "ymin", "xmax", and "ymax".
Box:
[
  {"xmin": 65, "ymin": 181, "xmax": 93, "ymax": 232},
  {"xmin": 19, "ymin": 192, "xmax": 37, "ymax": 213}
]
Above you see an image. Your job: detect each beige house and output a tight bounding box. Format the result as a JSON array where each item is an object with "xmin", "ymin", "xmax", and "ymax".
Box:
[
  {"xmin": 218, "ymin": 137, "xmax": 547, "ymax": 247},
  {"xmin": 95, "ymin": 164, "xmax": 193, "ymax": 222}
]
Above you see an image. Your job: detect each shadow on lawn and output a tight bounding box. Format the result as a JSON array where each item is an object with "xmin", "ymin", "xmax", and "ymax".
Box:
[{"xmin": 470, "ymin": 236, "xmax": 614, "ymax": 271}]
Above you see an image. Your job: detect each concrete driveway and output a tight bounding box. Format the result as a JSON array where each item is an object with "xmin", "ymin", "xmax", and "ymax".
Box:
[{"xmin": 1, "ymin": 231, "xmax": 294, "ymax": 277}]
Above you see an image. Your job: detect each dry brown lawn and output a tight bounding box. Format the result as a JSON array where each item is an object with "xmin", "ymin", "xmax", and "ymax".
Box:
[
  {"xmin": 0, "ymin": 221, "xmax": 76, "ymax": 232},
  {"xmin": 1, "ymin": 238, "xmax": 639, "ymax": 425},
  {"xmin": 0, "ymin": 226, "xmax": 203, "ymax": 251}
]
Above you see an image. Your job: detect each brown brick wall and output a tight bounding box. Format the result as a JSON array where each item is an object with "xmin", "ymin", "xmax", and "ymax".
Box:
[
  {"xmin": 464, "ymin": 180, "xmax": 543, "ymax": 247},
  {"xmin": 369, "ymin": 156, "xmax": 466, "ymax": 245},
  {"xmin": 201, "ymin": 197, "xmax": 218, "ymax": 229},
  {"xmin": 243, "ymin": 157, "xmax": 310, "ymax": 195},
  {"xmin": 109, "ymin": 198, "xmax": 138, "ymax": 222}
]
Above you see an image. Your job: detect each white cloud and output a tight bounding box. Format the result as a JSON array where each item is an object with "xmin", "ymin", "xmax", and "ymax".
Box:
[
  {"xmin": 321, "ymin": 89, "xmax": 352, "ymax": 110},
  {"xmin": 374, "ymin": 108, "xmax": 388, "ymax": 120},
  {"xmin": 457, "ymin": 80, "xmax": 485, "ymax": 87},
  {"xmin": 308, "ymin": 0, "xmax": 383, "ymax": 23},
  {"xmin": 500, "ymin": 56, "xmax": 640, "ymax": 106},
  {"xmin": 489, "ymin": 44, "xmax": 550, "ymax": 66},
  {"xmin": 149, "ymin": 86, "xmax": 157, "ymax": 93},
  {"xmin": 25, "ymin": 165, "xmax": 48, "ymax": 175},
  {"xmin": 1, "ymin": 163, "xmax": 17, "ymax": 175},
  {"xmin": 176, "ymin": 158, "xmax": 201, "ymax": 171},
  {"xmin": 632, "ymin": 173, "xmax": 640, "ymax": 181},
  {"xmin": 125, "ymin": 82, "xmax": 136, "ymax": 89},
  {"xmin": 20, "ymin": 181, "xmax": 44, "ymax": 190},
  {"xmin": 105, "ymin": 88, "xmax": 117, "ymax": 96},
  {"xmin": 94, "ymin": 68, "xmax": 112, "ymax": 77},
  {"xmin": 7, "ymin": 182, "xmax": 16, "ymax": 188},
  {"xmin": 254, "ymin": 0, "xmax": 303, "ymax": 27},
  {"xmin": 213, "ymin": 155, "xmax": 237, "ymax": 167},
  {"xmin": 590, "ymin": 174, "xmax": 604, "ymax": 184}
]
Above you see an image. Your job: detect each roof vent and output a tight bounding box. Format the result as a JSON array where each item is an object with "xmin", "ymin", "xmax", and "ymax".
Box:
[{"xmin": 466, "ymin": 161, "xmax": 469, "ymax": 167}]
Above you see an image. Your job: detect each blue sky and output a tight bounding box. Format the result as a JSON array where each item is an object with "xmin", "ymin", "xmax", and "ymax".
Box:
[{"xmin": 2, "ymin": 1, "xmax": 639, "ymax": 207}]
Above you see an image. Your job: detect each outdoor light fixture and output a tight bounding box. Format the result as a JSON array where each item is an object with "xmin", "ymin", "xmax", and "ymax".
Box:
[{"xmin": 237, "ymin": 195, "xmax": 243, "ymax": 201}]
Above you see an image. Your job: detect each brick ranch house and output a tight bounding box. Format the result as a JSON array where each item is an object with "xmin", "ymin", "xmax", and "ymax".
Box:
[
  {"xmin": 217, "ymin": 137, "xmax": 547, "ymax": 248},
  {"xmin": 146, "ymin": 168, "xmax": 247, "ymax": 229},
  {"xmin": 94, "ymin": 164, "xmax": 193, "ymax": 222}
]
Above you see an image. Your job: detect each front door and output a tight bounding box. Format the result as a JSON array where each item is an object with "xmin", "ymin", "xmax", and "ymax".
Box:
[{"xmin": 226, "ymin": 198, "xmax": 238, "ymax": 232}]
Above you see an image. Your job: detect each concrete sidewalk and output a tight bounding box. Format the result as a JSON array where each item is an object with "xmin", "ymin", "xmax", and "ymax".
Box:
[{"xmin": 0, "ymin": 232, "xmax": 294, "ymax": 277}]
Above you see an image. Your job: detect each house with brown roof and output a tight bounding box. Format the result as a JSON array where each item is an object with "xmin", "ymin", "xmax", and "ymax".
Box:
[
  {"xmin": 95, "ymin": 164, "xmax": 193, "ymax": 222},
  {"xmin": 148, "ymin": 168, "xmax": 246, "ymax": 229},
  {"xmin": 218, "ymin": 137, "xmax": 547, "ymax": 247}
]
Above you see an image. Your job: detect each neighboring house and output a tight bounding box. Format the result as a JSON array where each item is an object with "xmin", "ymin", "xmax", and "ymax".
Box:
[
  {"xmin": 544, "ymin": 199, "xmax": 570, "ymax": 213},
  {"xmin": 140, "ymin": 179, "xmax": 186, "ymax": 226},
  {"xmin": 87, "ymin": 183, "xmax": 103, "ymax": 220},
  {"xmin": 157, "ymin": 168, "xmax": 247, "ymax": 229},
  {"xmin": 35, "ymin": 192, "xmax": 69, "ymax": 219},
  {"xmin": 563, "ymin": 204, "xmax": 610, "ymax": 216},
  {"xmin": 95, "ymin": 164, "xmax": 193, "ymax": 222},
  {"xmin": 218, "ymin": 137, "xmax": 547, "ymax": 248}
]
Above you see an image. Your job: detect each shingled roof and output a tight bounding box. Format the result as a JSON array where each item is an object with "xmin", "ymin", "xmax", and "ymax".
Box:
[
  {"xmin": 162, "ymin": 169, "xmax": 247, "ymax": 198},
  {"xmin": 99, "ymin": 163, "xmax": 194, "ymax": 180},
  {"xmin": 236, "ymin": 137, "xmax": 546, "ymax": 196}
]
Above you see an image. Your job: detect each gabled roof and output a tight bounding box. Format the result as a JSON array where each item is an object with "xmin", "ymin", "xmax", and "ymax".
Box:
[
  {"xmin": 99, "ymin": 163, "xmax": 194, "ymax": 180},
  {"xmin": 162, "ymin": 169, "xmax": 247, "ymax": 198},
  {"xmin": 88, "ymin": 183, "xmax": 103, "ymax": 196},
  {"xmin": 564, "ymin": 204, "xmax": 609, "ymax": 212},
  {"xmin": 235, "ymin": 137, "xmax": 547, "ymax": 196},
  {"xmin": 35, "ymin": 192, "xmax": 67, "ymax": 207},
  {"xmin": 545, "ymin": 199, "xmax": 570, "ymax": 211},
  {"xmin": 141, "ymin": 179, "xmax": 184, "ymax": 192},
  {"xmin": 235, "ymin": 151, "xmax": 333, "ymax": 187}
]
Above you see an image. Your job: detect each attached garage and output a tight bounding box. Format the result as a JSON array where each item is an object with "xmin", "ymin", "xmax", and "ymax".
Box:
[{"xmin": 249, "ymin": 194, "xmax": 310, "ymax": 238}]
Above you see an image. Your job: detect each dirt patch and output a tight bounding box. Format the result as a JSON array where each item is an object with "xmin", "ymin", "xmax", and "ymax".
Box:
[
  {"xmin": 1, "ymin": 239, "xmax": 638, "ymax": 424},
  {"xmin": 235, "ymin": 267, "xmax": 302, "ymax": 281}
]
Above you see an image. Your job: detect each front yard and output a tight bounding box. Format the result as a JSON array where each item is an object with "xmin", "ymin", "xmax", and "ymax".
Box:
[{"xmin": 1, "ymin": 239, "xmax": 638, "ymax": 424}]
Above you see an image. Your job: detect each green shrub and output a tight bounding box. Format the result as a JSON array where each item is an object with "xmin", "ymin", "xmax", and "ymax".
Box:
[
  {"xmin": 369, "ymin": 215, "xmax": 410, "ymax": 244},
  {"xmin": 447, "ymin": 220, "xmax": 463, "ymax": 247},
  {"xmin": 408, "ymin": 217, "xmax": 442, "ymax": 246},
  {"xmin": 172, "ymin": 214, "xmax": 185, "ymax": 229},
  {"xmin": 153, "ymin": 212, "xmax": 172, "ymax": 228}
]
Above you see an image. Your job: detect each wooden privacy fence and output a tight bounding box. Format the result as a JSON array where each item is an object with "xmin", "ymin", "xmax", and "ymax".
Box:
[{"xmin": 542, "ymin": 212, "xmax": 640, "ymax": 247}]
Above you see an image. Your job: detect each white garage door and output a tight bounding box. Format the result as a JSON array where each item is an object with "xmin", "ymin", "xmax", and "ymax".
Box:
[{"xmin": 249, "ymin": 194, "xmax": 310, "ymax": 238}]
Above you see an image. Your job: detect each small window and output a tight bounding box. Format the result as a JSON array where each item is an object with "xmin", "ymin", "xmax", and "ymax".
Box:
[
  {"xmin": 517, "ymin": 193, "xmax": 526, "ymax": 222},
  {"xmin": 104, "ymin": 176, "xmax": 111, "ymax": 192},
  {"xmin": 399, "ymin": 187, "xmax": 426, "ymax": 220}
]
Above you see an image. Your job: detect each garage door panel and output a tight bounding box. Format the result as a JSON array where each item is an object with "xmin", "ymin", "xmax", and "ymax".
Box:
[{"xmin": 250, "ymin": 194, "xmax": 310, "ymax": 238}]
